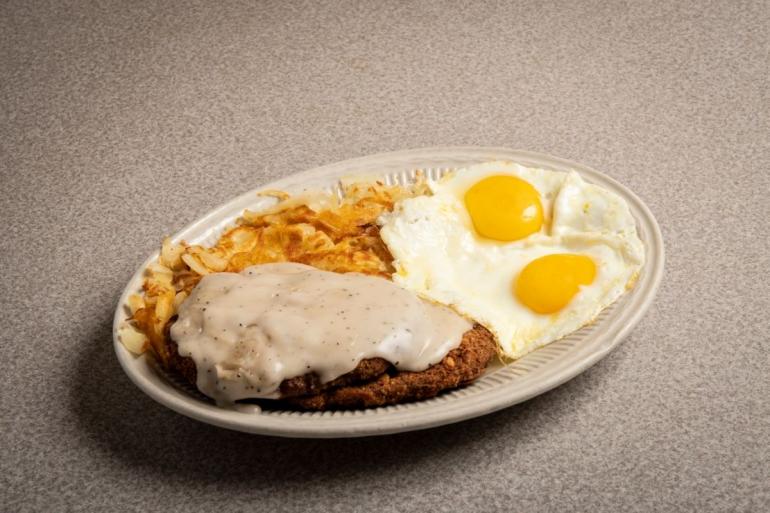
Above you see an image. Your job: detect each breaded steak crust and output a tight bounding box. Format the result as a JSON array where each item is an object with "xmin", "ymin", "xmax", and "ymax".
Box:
[
  {"xmin": 287, "ymin": 324, "xmax": 496, "ymax": 410},
  {"xmin": 165, "ymin": 324, "xmax": 496, "ymax": 410}
]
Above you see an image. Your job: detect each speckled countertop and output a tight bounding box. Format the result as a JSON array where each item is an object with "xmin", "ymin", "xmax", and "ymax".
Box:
[{"xmin": 2, "ymin": 1, "xmax": 768, "ymax": 511}]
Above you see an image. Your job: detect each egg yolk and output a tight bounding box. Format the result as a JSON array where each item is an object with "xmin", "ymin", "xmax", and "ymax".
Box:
[
  {"xmin": 514, "ymin": 254, "xmax": 596, "ymax": 314},
  {"xmin": 464, "ymin": 175, "xmax": 544, "ymax": 241}
]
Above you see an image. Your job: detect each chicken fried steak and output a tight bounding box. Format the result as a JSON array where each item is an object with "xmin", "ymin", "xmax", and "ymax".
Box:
[{"xmin": 164, "ymin": 324, "xmax": 496, "ymax": 410}]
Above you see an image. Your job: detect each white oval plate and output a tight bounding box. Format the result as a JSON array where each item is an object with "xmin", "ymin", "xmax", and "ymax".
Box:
[{"xmin": 113, "ymin": 147, "xmax": 664, "ymax": 438}]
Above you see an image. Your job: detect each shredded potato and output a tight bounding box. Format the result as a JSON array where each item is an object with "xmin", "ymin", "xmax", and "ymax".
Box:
[{"xmin": 121, "ymin": 177, "xmax": 430, "ymax": 365}]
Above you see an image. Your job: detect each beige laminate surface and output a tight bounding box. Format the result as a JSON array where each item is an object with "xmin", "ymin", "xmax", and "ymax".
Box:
[{"xmin": 2, "ymin": 1, "xmax": 768, "ymax": 511}]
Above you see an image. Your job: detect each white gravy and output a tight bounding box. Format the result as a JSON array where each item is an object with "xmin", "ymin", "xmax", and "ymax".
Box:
[{"xmin": 170, "ymin": 263, "xmax": 471, "ymax": 403}]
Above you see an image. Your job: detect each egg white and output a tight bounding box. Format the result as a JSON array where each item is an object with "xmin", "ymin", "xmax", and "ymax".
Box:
[{"xmin": 378, "ymin": 161, "xmax": 645, "ymax": 359}]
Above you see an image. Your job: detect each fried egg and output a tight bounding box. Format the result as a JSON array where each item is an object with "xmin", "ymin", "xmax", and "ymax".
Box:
[{"xmin": 378, "ymin": 161, "xmax": 645, "ymax": 359}]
